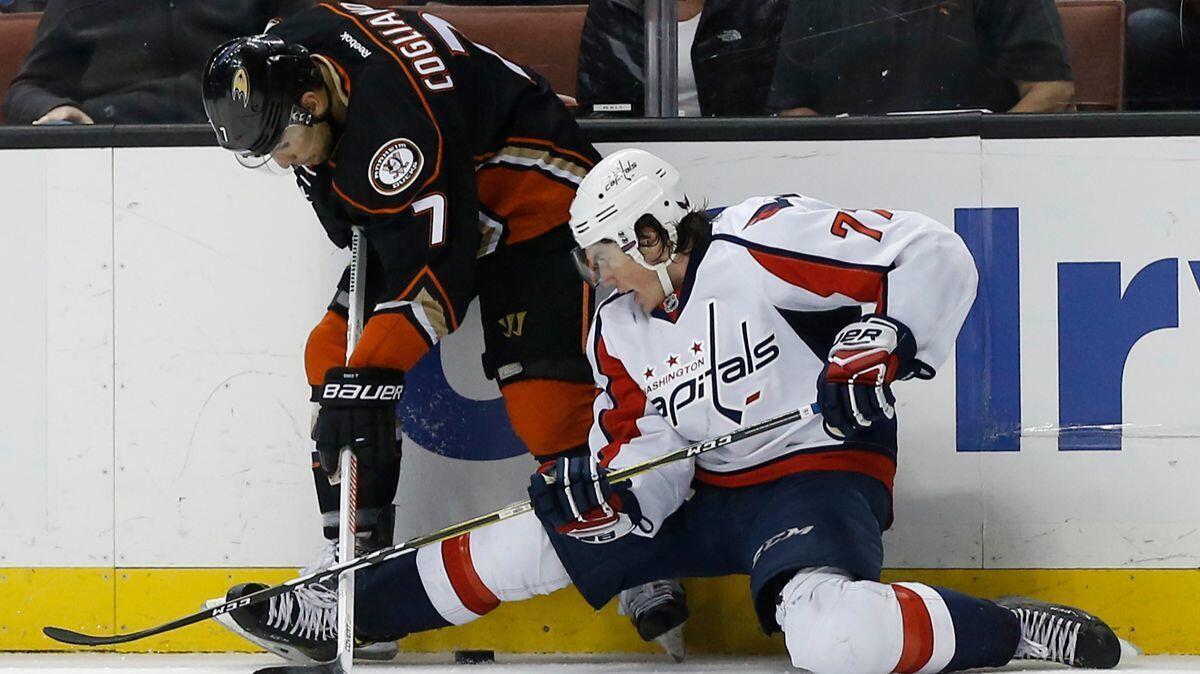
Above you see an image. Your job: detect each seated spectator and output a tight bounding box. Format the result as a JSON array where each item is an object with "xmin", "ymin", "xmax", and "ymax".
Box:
[
  {"xmin": 411, "ymin": 1, "xmax": 586, "ymax": 4},
  {"xmin": 0, "ymin": 0, "xmax": 47, "ymax": 12},
  {"xmin": 1126, "ymin": 0, "xmax": 1200, "ymax": 109},
  {"xmin": 4, "ymin": 0, "xmax": 310, "ymax": 125},
  {"xmin": 770, "ymin": 0, "xmax": 1075, "ymax": 116},
  {"xmin": 576, "ymin": 0, "xmax": 789, "ymax": 117}
]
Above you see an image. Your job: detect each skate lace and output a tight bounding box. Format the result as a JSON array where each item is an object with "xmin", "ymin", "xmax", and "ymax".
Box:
[
  {"xmin": 265, "ymin": 540, "xmax": 340, "ymax": 641},
  {"xmin": 619, "ymin": 580, "xmax": 680, "ymax": 618},
  {"xmin": 300, "ymin": 540, "xmax": 339, "ymax": 577},
  {"xmin": 1013, "ymin": 607, "xmax": 1081, "ymax": 665},
  {"xmin": 267, "ymin": 583, "xmax": 338, "ymax": 641}
]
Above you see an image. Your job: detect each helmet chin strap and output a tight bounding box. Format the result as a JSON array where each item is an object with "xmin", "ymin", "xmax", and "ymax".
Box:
[
  {"xmin": 655, "ymin": 265, "xmax": 676, "ymax": 301},
  {"xmin": 628, "ymin": 231, "xmax": 680, "ymax": 311}
]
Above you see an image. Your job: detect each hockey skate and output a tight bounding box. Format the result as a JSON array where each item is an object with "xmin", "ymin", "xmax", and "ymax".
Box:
[
  {"xmin": 619, "ymin": 579, "xmax": 689, "ymax": 663},
  {"xmin": 998, "ymin": 596, "xmax": 1121, "ymax": 669},
  {"xmin": 206, "ymin": 541, "xmax": 397, "ymax": 664}
]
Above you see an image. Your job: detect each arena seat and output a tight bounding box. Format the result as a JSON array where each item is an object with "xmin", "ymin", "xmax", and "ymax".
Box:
[
  {"xmin": 0, "ymin": 11, "xmax": 41, "ymax": 123},
  {"xmin": 1056, "ymin": 0, "xmax": 1126, "ymax": 110},
  {"xmin": 411, "ymin": 4, "xmax": 587, "ymax": 97},
  {"xmin": 0, "ymin": 4, "xmax": 1130, "ymax": 117}
]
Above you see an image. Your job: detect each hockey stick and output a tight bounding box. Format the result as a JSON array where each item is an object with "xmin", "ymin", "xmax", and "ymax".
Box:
[
  {"xmin": 331, "ymin": 225, "xmax": 367, "ymax": 673},
  {"xmin": 42, "ymin": 402, "xmax": 819, "ymax": 649}
]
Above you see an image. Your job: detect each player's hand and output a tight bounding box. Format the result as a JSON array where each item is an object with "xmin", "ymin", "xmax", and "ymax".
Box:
[
  {"xmin": 528, "ymin": 454, "xmax": 644, "ymax": 544},
  {"xmin": 311, "ymin": 367, "xmax": 405, "ymax": 475},
  {"xmin": 819, "ymin": 315, "xmax": 930, "ymax": 439}
]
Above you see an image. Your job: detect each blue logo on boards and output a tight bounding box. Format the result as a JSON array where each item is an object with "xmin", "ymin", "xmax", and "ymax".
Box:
[
  {"xmin": 398, "ymin": 346, "xmax": 526, "ymax": 461},
  {"xmin": 954, "ymin": 208, "xmax": 1200, "ymax": 452}
]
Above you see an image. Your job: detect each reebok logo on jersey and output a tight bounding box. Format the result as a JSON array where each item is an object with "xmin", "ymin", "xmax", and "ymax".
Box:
[
  {"xmin": 370, "ymin": 138, "xmax": 423, "ymax": 196},
  {"xmin": 646, "ymin": 301, "xmax": 780, "ymax": 427},
  {"xmin": 340, "ymin": 31, "xmax": 373, "ymax": 59},
  {"xmin": 339, "ymin": 3, "xmax": 454, "ymax": 92},
  {"xmin": 752, "ymin": 525, "xmax": 814, "ymax": 567}
]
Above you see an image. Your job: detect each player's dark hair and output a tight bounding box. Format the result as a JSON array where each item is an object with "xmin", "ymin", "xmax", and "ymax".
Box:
[
  {"xmin": 635, "ymin": 206, "xmax": 714, "ymax": 259},
  {"xmin": 674, "ymin": 207, "xmax": 714, "ymax": 255}
]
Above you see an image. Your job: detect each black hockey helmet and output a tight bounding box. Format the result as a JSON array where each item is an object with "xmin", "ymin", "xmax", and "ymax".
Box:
[{"xmin": 202, "ymin": 35, "xmax": 324, "ymax": 157}]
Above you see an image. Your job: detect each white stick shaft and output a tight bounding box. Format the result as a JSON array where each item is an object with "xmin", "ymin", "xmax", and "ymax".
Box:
[
  {"xmin": 346, "ymin": 227, "xmax": 367, "ymax": 356},
  {"xmin": 337, "ymin": 226, "xmax": 367, "ymax": 672}
]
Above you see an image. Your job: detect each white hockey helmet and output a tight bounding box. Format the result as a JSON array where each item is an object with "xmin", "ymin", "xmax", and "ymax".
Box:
[{"xmin": 569, "ymin": 149, "xmax": 690, "ymax": 295}]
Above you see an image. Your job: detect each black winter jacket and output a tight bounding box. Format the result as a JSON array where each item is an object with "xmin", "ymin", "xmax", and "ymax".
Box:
[
  {"xmin": 576, "ymin": 0, "xmax": 788, "ymax": 117},
  {"xmin": 4, "ymin": 0, "xmax": 311, "ymax": 124}
]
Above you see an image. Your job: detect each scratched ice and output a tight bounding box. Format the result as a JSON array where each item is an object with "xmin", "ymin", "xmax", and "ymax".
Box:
[{"xmin": 0, "ymin": 646, "xmax": 1187, "ymax": 674}]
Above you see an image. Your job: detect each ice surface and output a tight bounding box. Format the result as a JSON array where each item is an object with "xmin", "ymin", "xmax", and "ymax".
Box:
[{"xmin": 0, "ymin": 653, "xmax": 1194, "ymax": 674}]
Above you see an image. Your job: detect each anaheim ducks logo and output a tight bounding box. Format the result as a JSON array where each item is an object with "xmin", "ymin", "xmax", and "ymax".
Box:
[
  {"xmin": 369, "ymin": 138, "xmax": 423, "ymax": 196},
  {"xmin": 231, "ymin": 67, "xmax": 250, "ymax": 108}
]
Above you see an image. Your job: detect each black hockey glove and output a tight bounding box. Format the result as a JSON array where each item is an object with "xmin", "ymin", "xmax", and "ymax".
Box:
[
  {"xmin": 528, "ymin": 454, "xmax": 646, "ymax": 544},
  {"xmin": 818, "ymin": 315, "xmax": 933, "ymax": 439},
  {"xmin": 311, "ymin": 367, "xmax": 405, "ymax": 475}
]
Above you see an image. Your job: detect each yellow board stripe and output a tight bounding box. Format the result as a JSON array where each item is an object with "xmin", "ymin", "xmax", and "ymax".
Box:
[{"xmin": 3, "ymin": 568, "xmax": 1196, "ymax": 654}]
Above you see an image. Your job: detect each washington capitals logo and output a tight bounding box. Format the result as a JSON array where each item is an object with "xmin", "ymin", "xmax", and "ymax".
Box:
[
  {"xmin": 645, "ymin": 301, "xmax": 780, "ymax": 426},
  {"xmin": 743, "ymin": 196, "xmax": 793, "ymax": 229}
]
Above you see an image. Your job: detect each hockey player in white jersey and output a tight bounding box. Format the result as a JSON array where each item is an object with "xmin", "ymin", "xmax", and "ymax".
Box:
[{"xmin": 218, "ymin": 149, "xmax": 1122, "ymax": 673}]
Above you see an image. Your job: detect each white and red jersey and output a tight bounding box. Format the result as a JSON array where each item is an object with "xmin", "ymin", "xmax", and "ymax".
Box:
[{"xmin": 585, "ymin": 194, "xmax": 978, "ymax": 534}]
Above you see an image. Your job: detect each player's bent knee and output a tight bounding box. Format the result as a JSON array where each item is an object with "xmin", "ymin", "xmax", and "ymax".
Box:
[
  {"xmin": 502, "ymin": 379, "xmax": 594, "ymax": 457},
  {"xmin": 777, "ymin": 568, "xmax": 903, "ymax": 674},
  {"xmin": 470, "ymin": 510, "xmax": 571, "ymax": 600}
]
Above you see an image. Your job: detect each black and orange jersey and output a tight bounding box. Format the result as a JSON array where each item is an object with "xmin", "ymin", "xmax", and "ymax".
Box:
[{"xmin": 272, "ymin": 2, "xmax": 600, "ymax": 379}]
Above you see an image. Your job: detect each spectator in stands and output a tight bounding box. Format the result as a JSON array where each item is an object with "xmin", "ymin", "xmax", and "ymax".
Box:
[
  {"xmin": 4, "ymin": 0, "xmax": 310, "ymax": 125},
  {"xmin": 410, "ymin": 1, "xmax": 586, "ymax": 4},
  {"xmin": 0, "ymin": 0, "xmax": 47, "ymax": 12},
  {"xmin": 770, "ymin": 0, "xmax": 1075, "ymax": 116},
  {"xmin": 576, "ymin": 0, "xmax": 789, "ymax": 117},
  {"xmin": 1126, "ymin": 0, "xmax": 1200, "ymax": 109}
]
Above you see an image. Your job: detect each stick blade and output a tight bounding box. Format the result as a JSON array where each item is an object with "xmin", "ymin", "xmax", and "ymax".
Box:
[
  {"xmin": 255, "ymin": 663, "xmax": 344, "ymax": 674},
  {"xmin": 42, "ymin": 625, "xmax": 124, "ymax": 646}
]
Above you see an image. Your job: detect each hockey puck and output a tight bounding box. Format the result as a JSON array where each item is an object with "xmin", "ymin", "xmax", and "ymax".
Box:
[{"xmin": 454, "ymin": 649, "xmax": 495, "ymax": 664}]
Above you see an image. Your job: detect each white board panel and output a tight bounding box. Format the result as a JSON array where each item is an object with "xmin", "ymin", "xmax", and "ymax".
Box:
[
  {"xmin": 978, "ymin": 137, "xmax": 1200, "ymax": 567},
  {"xmin": 3, "ymin": 135, "xmax": 1198, "ymax": 570},
  {"xmin": 0, "ymin": 149, "xmax": 114, "ymax": 566},
  {"xmin": 112, "ymin": 148, "xmax": 335, "ymax": 567}
]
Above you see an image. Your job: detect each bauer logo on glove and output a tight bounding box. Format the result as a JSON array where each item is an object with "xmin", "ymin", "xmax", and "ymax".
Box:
[
  {"xmin": 314, "ymin": 367, "xmax": 406, "ymax": 406},
  {"xmin": 818, "ymin": 314, "xmax": 932, "ymax": 440}
]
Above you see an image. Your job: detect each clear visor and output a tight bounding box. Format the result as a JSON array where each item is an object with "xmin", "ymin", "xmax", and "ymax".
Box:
[
  {"xmin": 570, "ymin": 239, "xmax": 636, "ymax": 288},
  {"xmin": 233, "ymin": 104, "xmax": 316, "ymax": 171}
]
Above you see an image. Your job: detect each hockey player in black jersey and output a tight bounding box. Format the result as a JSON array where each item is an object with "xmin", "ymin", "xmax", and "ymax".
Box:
[{"xmin": 200, "ymin": 2, "xmax": 685, "ymax": 664}]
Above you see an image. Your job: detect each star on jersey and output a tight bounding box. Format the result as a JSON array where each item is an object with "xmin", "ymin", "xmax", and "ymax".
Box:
[
  {"xmin": 666, "ymin": 355, "xmax": 679, "ymax": 366},
  {"xmin": 646, "ymin": 302, "xmax": 780, "ymax": 427}
]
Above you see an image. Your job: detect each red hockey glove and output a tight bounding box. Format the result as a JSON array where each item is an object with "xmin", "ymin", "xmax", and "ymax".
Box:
[
  {"xmin": 819, "ymin": 315, "xmax": 932, "ymax": 439},
  {"xmin": 528, "ymin": 454, "xmax": 645, "ymax": 544}
]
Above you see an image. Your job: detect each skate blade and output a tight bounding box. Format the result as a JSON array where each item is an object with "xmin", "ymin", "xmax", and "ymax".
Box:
[
  {"xmin": 203, "ymin": 598, "xmax": 325, "ymax": 665},
  {"xmin": 1119, "ymin": 638, "xmax": 1142, "ymax": 659},
  {"xmin": 654, "ymin": 624, "xmax": 686, "ymax": 663}
]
